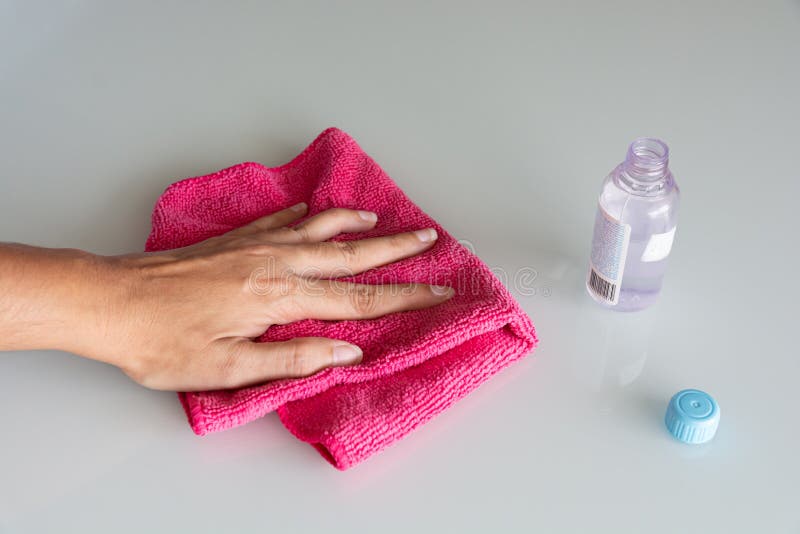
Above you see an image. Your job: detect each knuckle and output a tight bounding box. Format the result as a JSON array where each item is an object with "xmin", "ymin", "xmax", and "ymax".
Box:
[
  {"xmin": 282, "ymin": 341, "xmax": 316, "ymax": 376},
  {"xmin": 322, "ymin": 207, "xmax": 348, "ymax": 220},
  {"xmin": 388, "ymin": 233, "xmax": 410, "ymax": 249},
  {"xmin": 242, "ymin": 242, "xmax": 276, "ymax": 257},
  {"xmin": 335, "ymin": 240, "xmax": 360, "ymax": 262},
  {"xmin": 217, "ymin": 346, "xmax": 242, "ymax": 385},
  {"xmin": 250, "ymin": 214, "xmax": 278, "ymax": 230},
  {"xmin": 322, "ymin": 207, "xmax": 345, "ymax": 217},
  {"xmin": 291, "ymin": 224, "xmax": 312, "ymax": 242},
  {"xmin": 349, "ymin": 284, "xmax": 380, "ymax": 315},
  {"xmin": 308, "ymin": 241, "xmax": 328, "ymax": 258},
  {"xmin": 264, "ymin": 227, "xmax": 293, "ymax": 241},
  {"xmin": 338, "ymin": 208, "xmax": 360, "ymax": 221}
]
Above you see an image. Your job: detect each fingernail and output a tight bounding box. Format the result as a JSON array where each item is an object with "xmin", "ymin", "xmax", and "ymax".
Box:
[
  {"xmin": 333, "ymin": 343, "xmax": 363, "ymax": 365},
  {"xmin": 358, "ymin": 210, "xmax": 378, "ymax": 222},
  {"xmin": 414, "ymin": 228, "xmax": 438, "ymax": 243},
  {"xmin": 430, "ymin": 285, "xmax": 454, "ymax": 297},
  {"xmin": 290, "ymin": 202, "xmax": 307, "ymax": 212}
]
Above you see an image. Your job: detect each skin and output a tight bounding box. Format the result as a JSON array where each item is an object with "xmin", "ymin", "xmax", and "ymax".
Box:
[{"xmin": 0, "ymin": 203, "xmax": 453, "ymax": 391}]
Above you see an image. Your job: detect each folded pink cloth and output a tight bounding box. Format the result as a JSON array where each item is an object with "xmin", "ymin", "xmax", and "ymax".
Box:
[{"xmin": 145, "ymin": 128, "xmax": 537, "ymax": 469}]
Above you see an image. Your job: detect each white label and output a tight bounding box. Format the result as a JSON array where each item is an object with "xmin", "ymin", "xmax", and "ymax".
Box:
[
  {"xmin": 587, "ymin": 205, "xmax": 630, "ymax": 305},
  {"xmin": 641, "ymin": 227, "xmax": 676, "ymax": 262}
]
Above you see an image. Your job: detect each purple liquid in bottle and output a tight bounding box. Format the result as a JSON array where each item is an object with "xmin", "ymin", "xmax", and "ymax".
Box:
[{"xmin": 586, "ymin": 138, "xmax": 680, "ymax": 311}]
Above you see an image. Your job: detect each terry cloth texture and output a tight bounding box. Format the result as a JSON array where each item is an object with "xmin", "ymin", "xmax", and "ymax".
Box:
[{"xmin": 145, "ymin": 128, "xmax": 538, "ymax": 470}]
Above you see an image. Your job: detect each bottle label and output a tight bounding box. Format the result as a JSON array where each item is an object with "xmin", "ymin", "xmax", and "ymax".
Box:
[
  {"xmin": 641, "ymin": 226, "xmax": 676, "ymax": 262},
  {"xmin": 588, "ymin": 205, "xmax": 630, "ymax": 305}
]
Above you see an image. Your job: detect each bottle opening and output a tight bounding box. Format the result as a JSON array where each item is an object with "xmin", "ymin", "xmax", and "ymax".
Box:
[{"xmin": 625, "ymin": 138, "xmax": 669, "ymax": 179}]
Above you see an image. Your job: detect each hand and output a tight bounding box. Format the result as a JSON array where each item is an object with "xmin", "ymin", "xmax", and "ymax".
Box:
[{"xmin": 0, "ymin": 204, "xmax": 452, "ymax": 391}]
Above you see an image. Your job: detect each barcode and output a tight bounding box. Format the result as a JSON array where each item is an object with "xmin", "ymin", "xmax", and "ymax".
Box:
[{"xmin": 589, "ymin": 268, "xmax": 616, "ymax": 303}]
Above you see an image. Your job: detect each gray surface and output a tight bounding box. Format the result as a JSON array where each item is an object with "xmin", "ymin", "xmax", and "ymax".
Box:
[{"xmin": 1, "ymin": 1, "xmax": 798, "ymax": 532}]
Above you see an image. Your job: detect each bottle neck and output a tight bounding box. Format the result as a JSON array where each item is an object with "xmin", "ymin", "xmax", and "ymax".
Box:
[{"xmin": 616, "ymin": 138, "xmax": 673, "ymax": 195}]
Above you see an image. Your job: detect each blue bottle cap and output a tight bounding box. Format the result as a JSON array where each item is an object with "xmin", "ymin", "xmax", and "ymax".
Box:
[{"xmin": 665, "ymin": 389, "xmax": 720, "ymax": 444}]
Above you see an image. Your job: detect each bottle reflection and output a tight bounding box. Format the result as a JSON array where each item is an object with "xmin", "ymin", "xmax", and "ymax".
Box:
[{"xmin": 570, "ymin": 305, "xmax": 656, "ymax": 390}]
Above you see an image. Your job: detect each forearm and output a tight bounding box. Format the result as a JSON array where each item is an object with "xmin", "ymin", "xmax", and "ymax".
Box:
[{"xmin": 0, "ymin": 243, "xmax": 122, "ymax": 360}]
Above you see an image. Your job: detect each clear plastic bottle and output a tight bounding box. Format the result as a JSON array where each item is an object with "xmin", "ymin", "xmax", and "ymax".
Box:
[{"xmin": 586, "ymin": 138, "xmax": 680, "ymax": 311}]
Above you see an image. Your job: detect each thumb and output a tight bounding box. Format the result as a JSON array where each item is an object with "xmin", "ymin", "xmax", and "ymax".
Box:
[{"xmin": 219, "ymin": 337, "xmax": 363, "ymax": 388}]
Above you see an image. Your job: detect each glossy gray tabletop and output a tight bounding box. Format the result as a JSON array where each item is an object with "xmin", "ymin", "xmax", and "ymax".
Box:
[{"xmin": 1, "ymin": 2, "xmax": 798, "ymax": 533}]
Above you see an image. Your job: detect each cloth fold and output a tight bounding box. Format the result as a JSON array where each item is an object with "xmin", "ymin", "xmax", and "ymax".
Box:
[{"xmin": 145, "ymin": 128, "xmax": 537, "ymax": 470}]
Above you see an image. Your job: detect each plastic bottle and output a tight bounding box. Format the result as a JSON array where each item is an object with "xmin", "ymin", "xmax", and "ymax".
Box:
[{"xmin": 586, "ymin": 138, "xmax": 680, "ymax": 311}]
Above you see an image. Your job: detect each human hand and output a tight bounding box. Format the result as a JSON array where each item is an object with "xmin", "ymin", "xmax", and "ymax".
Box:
[{"xmin": 77, "ymin": 203, "xmax": 451, "ymax": 390}]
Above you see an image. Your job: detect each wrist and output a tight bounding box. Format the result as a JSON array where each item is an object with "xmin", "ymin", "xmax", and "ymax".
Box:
[
  {"xmin": 61, "ymin": 252, "xmax": 138, "ymax": 367},
  {"xmin": 0, "ymin": 244, "xmax": 134, "ymax": 364}
]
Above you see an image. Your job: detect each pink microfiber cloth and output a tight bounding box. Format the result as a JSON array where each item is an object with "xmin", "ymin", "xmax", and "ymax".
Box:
[{"xmin": 145, "ymin": 128, "xmax": 537, "ymax": 470}]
